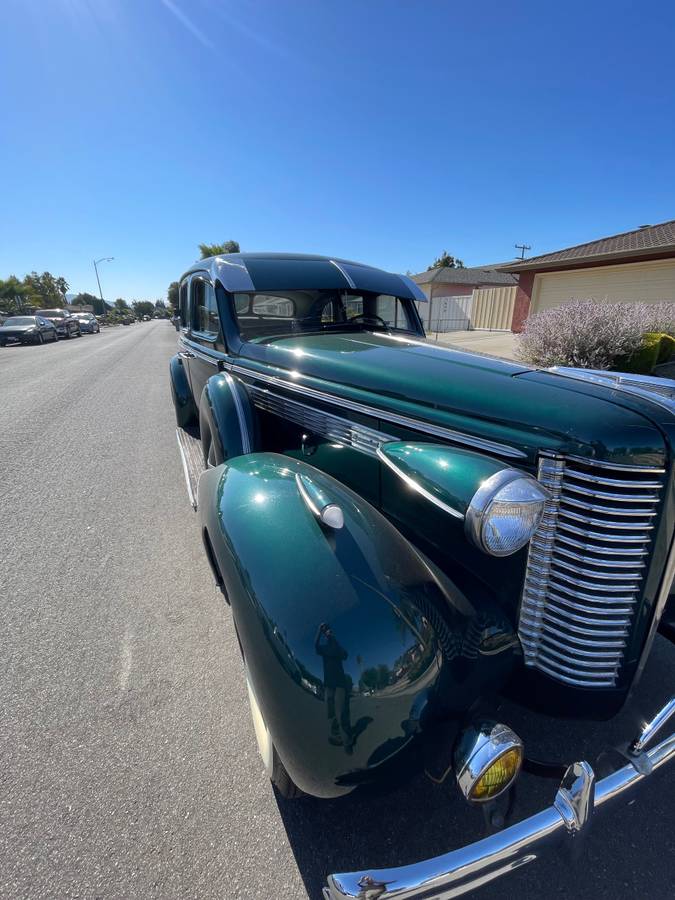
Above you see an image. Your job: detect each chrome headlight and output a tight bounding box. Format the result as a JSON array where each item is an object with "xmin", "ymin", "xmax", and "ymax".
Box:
[{"xmin": 465, "ymin": 469, "xmax": 547, "ymax": 557}]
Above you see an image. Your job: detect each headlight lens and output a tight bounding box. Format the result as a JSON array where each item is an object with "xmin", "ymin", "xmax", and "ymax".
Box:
[
  {"xmin": 465, "ymin": 470, "xmax": 547, "ymax": 557},
  {"xmin": 470, "ymin": 747, "xmax": 522, "ymax": 800}
]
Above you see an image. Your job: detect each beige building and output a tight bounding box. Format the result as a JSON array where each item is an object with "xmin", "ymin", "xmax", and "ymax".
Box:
[{"xmin": 499, "ymin": 219, "xmax": 675, "ymax": 331}]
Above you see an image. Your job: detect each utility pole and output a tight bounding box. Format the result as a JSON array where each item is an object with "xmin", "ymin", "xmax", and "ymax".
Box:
[{"xmin": 514, "ymin": 243, "xmax": 531, "ymax": 260}]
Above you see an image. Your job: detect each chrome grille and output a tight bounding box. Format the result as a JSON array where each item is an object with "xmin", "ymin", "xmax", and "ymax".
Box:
[
  {"xmin": 249, "ymin": 385, "xmax": 394, "ymax": 458},
  {"xmin": 519, "ymin": 453, "xmax": 665, "ymax": 688}
]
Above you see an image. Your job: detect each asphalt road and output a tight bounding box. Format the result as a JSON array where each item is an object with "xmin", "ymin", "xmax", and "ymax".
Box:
[{"xmin": 2, "ymin": 321, "xmax": 674, "ymax": 899}]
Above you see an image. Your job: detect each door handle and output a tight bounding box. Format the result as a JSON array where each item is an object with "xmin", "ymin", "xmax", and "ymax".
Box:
[{"xmin": 179, "ymin": 350, "xmax": 196, "ymax": 359}]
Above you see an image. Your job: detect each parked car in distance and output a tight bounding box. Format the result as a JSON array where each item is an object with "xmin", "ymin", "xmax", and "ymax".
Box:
[
  {"xmin": 142, "ymin": 314, "xmax": 151, "ymax": 321},
  {"xmin": 170, "ymin": 252, "xmax": 675, "ymax": 899},
  {"xmin": 35, "ymin": 308, "xmax": 81, "ymax": 339},
  {"xmin": 72, "ymin": 312, "xmax": 100, "ymax": 334},
  {"xmin": 0, "ymin": 315, "xmax": 58, "ymax": 346}
]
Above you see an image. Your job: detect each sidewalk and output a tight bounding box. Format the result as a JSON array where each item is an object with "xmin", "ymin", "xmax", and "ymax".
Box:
[{"xmin": 429, "ymin": 329, "xmax": 519, "ymax": 361}]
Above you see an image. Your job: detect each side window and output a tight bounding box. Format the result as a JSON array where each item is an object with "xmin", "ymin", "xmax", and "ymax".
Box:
[
  {"xmin": 179, "ymin": 281, "xmax": 189, "ymax": 329},
  {"xmin": 375, "ymin": 295, "xmax": 413, "ymax": 329},
  {"xmin": 191, "ymin": 278, "xmax": 220, "ymax": 337}
]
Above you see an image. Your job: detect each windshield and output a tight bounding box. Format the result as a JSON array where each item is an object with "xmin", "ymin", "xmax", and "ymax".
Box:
[
  {"xmin": 232, "ymin": 290, "xmax": 419, "ymax": 343},
  {"xmin": 3, "ymin": 317, "xmax": 35, "ymax": 326},
  {"xmin": 36, "ymin": 309, "xmax": 64, "ymax": 318}
]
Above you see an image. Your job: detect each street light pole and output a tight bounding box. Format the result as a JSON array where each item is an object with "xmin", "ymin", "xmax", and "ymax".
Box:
[{"xmin": 93, "ymin": 257, "xmax": 114, "ymax": 316}]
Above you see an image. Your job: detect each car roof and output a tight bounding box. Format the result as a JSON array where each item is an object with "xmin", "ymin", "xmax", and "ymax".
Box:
[{"xmin": 180, "ymin": 252, "xmax": 427, "ymax": 302}]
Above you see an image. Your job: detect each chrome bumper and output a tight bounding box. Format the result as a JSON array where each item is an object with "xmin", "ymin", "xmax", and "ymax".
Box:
[{"xmin": 324, "ymin": 697, "xmax": 675, "ymax": 900}]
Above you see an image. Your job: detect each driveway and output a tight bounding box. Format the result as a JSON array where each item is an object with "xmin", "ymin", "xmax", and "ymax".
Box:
[
  {"xmin": 430, "ymin": 329, "xmax": 519, "ymax": 361},
  {"xmin": 2, "ymin": 321, "xmax": 674, "ymax": 899}
]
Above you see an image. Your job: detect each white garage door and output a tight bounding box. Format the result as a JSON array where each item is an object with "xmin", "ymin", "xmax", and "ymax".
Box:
[{"xmin": 532, "ymin": 258, "xmax": 675, "ymax": 313}]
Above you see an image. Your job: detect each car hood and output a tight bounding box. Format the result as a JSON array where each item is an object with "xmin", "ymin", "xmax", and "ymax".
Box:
[{"xmin": 238, "ymin": 331, "xmax": 669, "ymax": 468}]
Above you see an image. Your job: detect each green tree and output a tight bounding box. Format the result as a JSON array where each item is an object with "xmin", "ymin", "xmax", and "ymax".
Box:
[
  {"xmin": 430, "ymin": 251, "xmax": 464, "ymax": 270},
  {"xmin": 114, "ymin": 297, "xmax": 129, "ymax": 311},
  {"xmin": 0, "ymin": 275, "xmax": 31, "ymax": 313},
  {"xmin": 132, "ymin": 300, "xmax": 156, "ymax": 319},
  {"xmin": 71, "ymin": 291, "xmax": 107, "ymax": 315},
  {"xmin": 154, "ymin": 299, "xmax": 170, "ymax": 319},
  {"xmin": 198, "ymin": 239, "xmax": 240, "ymax": 259},
  {"xmin": 23, "ymin": 271, "xmax": 70, "ymax": 307},
  {"xmin": 167, "ymin": 281, "xmax": 179, "ymax": 311}
]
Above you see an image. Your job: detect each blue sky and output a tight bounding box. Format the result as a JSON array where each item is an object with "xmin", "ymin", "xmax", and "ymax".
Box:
[{"xmin": 2, "ymin": 0, "xmax": 674, "ymax": 302}]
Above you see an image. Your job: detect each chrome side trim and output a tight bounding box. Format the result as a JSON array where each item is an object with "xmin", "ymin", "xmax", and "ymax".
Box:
[
  {"xmin": 225, "ymin": 373, "xmax": 252, "ymax": 454},
  {"xmin": 549, "ymin": 366, "xmax": 675, "ymax": 416},
  {"xmin": 179, "ymin": 338, "xmax": 220, "ymax": 366},
  {"xmin": 226, "ymin": 361, "xmax": 527, "ymax": 459},
  {"xmin": 325, "ymin": 699, "xmax": 675, "ymax": 900},
  {"xmin": 250, "ymin": 385, "xmax": 396, "ymax": 458},
  {"xmin": 375, "ymin": 446, "xmax": 464, "ymax": 520}
]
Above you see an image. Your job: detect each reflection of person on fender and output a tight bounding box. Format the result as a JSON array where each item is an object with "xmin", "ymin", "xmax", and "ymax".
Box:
[{"xmin": 315, "ymin": 623, "xmax": 351, "ymax": 749}]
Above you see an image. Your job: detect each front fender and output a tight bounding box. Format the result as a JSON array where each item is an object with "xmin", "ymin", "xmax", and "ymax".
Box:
[
  {"xmin": 199, "ymin": 373, "xmax": 259, "ymax": 466},
  {"xmin": 199, "ymin": 453, "xmax": 516, "ymax": 798}
]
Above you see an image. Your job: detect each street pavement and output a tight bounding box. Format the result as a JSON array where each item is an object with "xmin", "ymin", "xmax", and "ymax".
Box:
[{"xmin": 1, "ymin": 321, "xmax": 674, "ymax": 899}]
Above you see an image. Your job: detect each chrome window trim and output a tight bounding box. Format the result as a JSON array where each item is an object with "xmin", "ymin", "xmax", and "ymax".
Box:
[
  {"xmin": 375, "ymin": 446, "xmax": 464, "ymax": 520},
  {"xmin": 225, "ymin": 361, "xmax": 527, "ymax": 460}
]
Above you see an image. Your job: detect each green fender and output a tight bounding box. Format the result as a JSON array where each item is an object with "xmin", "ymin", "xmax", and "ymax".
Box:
[
  {"xmin": 169, "ymin": 354, "xmax": 197, "ymax": 427},
  {"xmin": 199, "ymin": 373, "xmax": 260, "ymax": 467},
  {"xmin": 198, "ymin": 452, "xmax": 517, "ymax": 798}
]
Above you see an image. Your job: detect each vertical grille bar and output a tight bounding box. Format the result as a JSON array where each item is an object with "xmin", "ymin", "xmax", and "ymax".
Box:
[{"xmin": 519, "ymin": 453, "xmax": 664, "ymax": 688}]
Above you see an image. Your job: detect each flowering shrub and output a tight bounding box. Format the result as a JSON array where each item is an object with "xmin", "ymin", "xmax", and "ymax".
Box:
[{"xmin": 517, "ymin": 300, "xmax": 675, "ymax": 369}]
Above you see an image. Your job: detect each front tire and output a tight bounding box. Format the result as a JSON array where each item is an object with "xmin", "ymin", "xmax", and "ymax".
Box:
[{"xmin": 245, "ymin": 674, "xmax": 304, "ymax": 800}]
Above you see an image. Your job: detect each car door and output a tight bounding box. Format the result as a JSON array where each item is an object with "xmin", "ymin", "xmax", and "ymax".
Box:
[{"xmin": 181, "ymin": 274, "xmax": 225, "ymax": 408}]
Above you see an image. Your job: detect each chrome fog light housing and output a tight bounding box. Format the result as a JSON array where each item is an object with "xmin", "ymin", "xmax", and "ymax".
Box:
[
  {"xmin": 465, "ymin": 469, "xmax": 547, "ymax": 557},
  {"xmin": 455, "ymin": 721, "xmax": 524, "ymax": 803}
]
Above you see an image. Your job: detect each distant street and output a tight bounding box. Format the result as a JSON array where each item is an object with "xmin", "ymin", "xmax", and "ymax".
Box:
[{"xmin": 1, "ymin": 321, "xmax": 674, "ymax": 899}]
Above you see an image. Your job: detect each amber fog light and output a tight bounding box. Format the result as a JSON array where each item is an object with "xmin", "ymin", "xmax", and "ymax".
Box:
[{"xmin": 455, "ymin": 722, "xmax": 524, "ymax": 803}]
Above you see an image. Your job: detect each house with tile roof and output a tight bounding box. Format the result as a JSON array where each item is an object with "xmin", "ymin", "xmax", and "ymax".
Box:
[{"xmin": 498, "ymin": 219, "xmax": 675, "ymax": 332}]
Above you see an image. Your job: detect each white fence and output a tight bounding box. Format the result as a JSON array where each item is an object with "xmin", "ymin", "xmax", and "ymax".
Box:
[{"xmin": 417, "ymin": 285, "xmax": 516, "ymax": 334}]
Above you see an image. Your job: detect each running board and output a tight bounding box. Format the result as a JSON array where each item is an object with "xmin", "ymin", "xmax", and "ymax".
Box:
[{"xmin": 175, "ymin": 427, "xmax": 205, "ymax": 510}]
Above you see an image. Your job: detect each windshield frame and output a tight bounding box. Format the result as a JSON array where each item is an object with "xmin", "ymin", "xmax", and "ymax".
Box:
[{"xmin": 229, "ymin": 289, "xmax": 424, "ymax": 345}]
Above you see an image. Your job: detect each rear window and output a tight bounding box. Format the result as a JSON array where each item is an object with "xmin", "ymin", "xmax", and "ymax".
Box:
[{"xmin": 36, "ymin": 309, "xmax": 64, "ymax": 317}]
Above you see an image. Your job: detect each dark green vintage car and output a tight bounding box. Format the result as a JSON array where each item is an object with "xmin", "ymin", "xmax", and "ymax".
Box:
[{"xmin": 169, "ymin": 253, "xmax": 675, "ymax": 899}]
